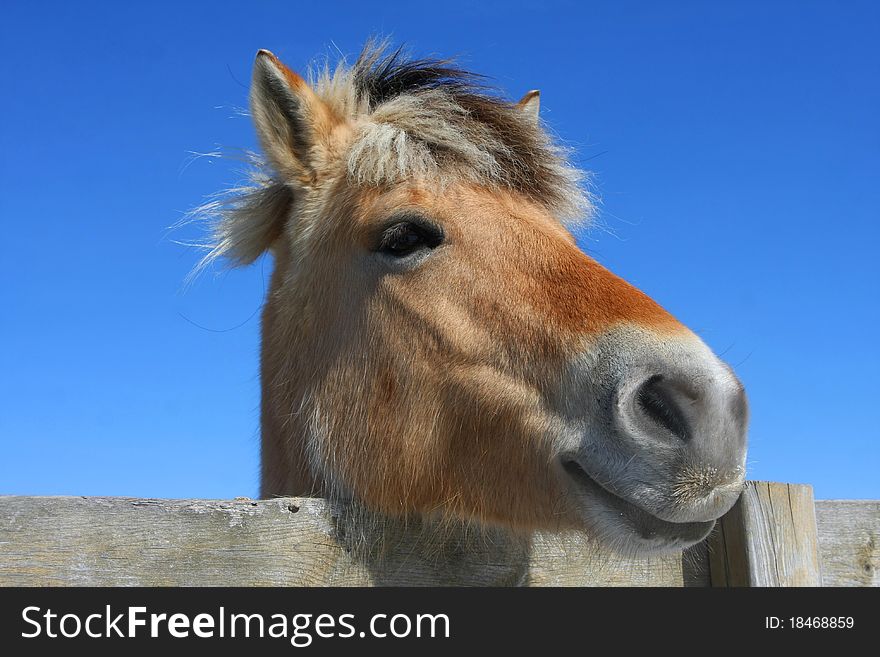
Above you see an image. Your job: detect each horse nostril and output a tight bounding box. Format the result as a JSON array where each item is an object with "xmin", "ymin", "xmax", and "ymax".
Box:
[{"xmin": 635, "ymin": 374, "xmax": 692, "ymax": 443}]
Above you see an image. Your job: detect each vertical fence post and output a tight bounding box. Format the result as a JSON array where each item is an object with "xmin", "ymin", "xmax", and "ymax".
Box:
[{"xmin": 708, "ymin": 481, "xmax": 822, "ymax": 586}]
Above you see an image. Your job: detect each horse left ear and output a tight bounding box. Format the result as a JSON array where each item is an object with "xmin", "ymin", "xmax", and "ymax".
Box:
[
  {"xmin": 517, "ymin": 90, "xmax": 540, "ymax": 122},
  {"xmin": 250, "ymin": 50, "xmax": 339, "ymax": 185}
]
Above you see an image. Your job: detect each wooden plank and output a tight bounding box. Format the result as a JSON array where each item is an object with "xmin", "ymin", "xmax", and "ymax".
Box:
[
  {"xmin": 0, "ymin": 496, "xmax": 706, "ymax": 587},
  {"xmin": 815, "ymin": 500, "xmax": 879, "ymax": 587},
  {"xmin": 707, "ymin": 486, "xmax": 751, "ymax": 586},
  {"xmin": 526, "ymin": 533, "xmax": 708, "ymax": 587},
  {"xmin": 708, "ymin": 481, "xmax": 822, "ymax": 586}
]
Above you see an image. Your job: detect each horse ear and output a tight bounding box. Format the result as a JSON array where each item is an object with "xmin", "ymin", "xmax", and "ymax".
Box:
[
  {"xmin": 250, "ymin": 50, "xmax": 337, "ymax": 184},
  {"xmin": 517, "ymin": 90, "xmax": 540, "ymax": 122}
]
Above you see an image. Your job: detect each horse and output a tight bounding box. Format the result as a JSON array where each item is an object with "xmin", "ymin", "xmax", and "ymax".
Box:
[{"xmin": 197, "ymin": 43, "xmax": 748, "ymax": 564}]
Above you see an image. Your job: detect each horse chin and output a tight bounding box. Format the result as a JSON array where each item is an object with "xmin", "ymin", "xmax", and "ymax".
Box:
[{"xmin": 560, "ymin": 459, "xmax": 716, "ymax": 556}]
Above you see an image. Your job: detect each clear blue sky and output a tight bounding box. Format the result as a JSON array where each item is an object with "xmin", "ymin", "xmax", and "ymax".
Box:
[{"xmin": 1, "ymin": 1, "xmax": 877, "ymax": 500}]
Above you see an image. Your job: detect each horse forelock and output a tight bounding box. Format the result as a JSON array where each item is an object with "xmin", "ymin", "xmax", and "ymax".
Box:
[{"xmin": 310, "ymin": 41, "xmax": 592, "ymax": 225}]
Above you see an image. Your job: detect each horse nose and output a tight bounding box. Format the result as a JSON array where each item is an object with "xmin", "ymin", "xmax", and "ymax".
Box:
[
  {"xmin": 634, "ymin": 374, "xmax": 697, "ymax": 443},
  {"xmin": 618, "ymin": 365, "xmax": 748, "ymax": 473}
]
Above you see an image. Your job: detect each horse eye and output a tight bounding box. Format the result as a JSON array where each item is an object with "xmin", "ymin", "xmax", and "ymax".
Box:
[{"xmin": 377, "ymin": 221, "xmax": 443, "ymax": 258}]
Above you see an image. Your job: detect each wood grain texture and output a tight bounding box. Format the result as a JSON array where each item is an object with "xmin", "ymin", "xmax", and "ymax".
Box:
[
  {"xmin": 708, "ymin": 481, "xmax": 822, "ymax": 586},
  {"xmin": 4, "ymin": 491, "xmax": 874, "ymax": 587},
  {"xmin": 0, "ymin": 496, "xmax": 707, "ymax": 587},
  {"xmin": 815, "ymin": 500, "xmax": 879, "ymax": 587}
]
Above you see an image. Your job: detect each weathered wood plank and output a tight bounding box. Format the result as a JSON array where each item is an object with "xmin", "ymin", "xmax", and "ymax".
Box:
[
  {"xmin": 708, "ymin": 481, "xmax": 822, "ymax": 586},
  {"xmin": 815, "ymin": 500, "xmax": 879, "ymax": 587},
  {"xmin": 0, "ymin": 496, "xmax": 706, "ymax": 587},
  {"xmin": 707, "ymin": 487, "xmax": 751, "ymax": 586},
  {"xmin": 6, "ymin": 490, "xmax": 876, "ymax": 587},
  {"xmin": 526, "ymin": 533, "xmax": 708, "ymax": 587}
]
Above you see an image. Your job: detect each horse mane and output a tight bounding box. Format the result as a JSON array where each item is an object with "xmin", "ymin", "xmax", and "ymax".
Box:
[
  {"xmin": 191, "ymin": 41, "xmax": 591, "ymax": 271},
  {"xmin": 321, "ymin": 42, "xmax": 591, "ymax": 221}
]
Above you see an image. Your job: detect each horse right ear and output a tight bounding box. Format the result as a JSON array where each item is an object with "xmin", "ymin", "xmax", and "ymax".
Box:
[
  {"xmin": 250, "ymin": 50, "xmax": 339, "ymax": 185},
  {"xmin": 517, "ymin": 90, "xmax": 541, "ymax": 122}
]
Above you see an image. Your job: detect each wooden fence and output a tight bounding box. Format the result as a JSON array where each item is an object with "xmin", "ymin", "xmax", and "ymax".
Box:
[{"xmin": 0, "ymin": 481, "xmax": 876, "ymax": 586}]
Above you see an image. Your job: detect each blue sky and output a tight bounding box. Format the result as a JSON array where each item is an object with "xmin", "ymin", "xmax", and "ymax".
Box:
[{"xmin": 1, "ymin": 1, "xmax": 877, "ymax": 501}]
